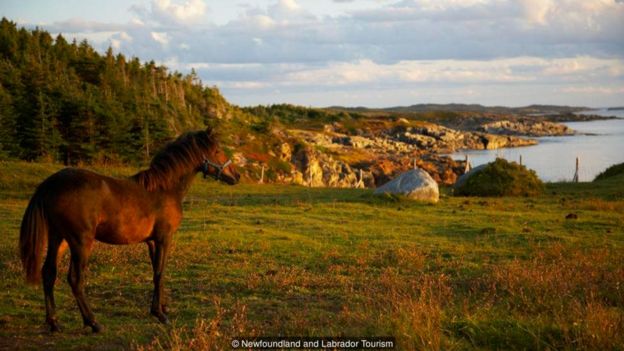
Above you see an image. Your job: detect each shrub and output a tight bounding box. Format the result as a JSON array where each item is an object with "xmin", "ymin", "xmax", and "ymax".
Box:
[
  {"xmin": 594, "ymin": 162, "xmax": 624, "ymax": 181},
  {"xmin": 455, "ymin": 158, "xmax": 544, "ymax": 197}
]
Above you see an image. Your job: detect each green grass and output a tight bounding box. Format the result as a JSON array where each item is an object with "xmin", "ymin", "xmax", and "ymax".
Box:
[{"xmin": 0, "ymin": 160, "xmax": 623, "ymax": 350}]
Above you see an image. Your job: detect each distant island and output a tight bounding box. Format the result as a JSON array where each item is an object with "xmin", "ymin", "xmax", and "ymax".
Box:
[
  {"xmin": 329, "ymin": 103, "xmax": 590, "ymax": 115},
  {"xmin": 608, "ymin": 107, "xmax": 624, "ymax": 111}
]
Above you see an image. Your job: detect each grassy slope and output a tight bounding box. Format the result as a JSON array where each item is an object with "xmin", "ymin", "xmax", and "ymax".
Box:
[{"xmin": 0, "ymin": 161, "xmax": 623, "ymax": 350}]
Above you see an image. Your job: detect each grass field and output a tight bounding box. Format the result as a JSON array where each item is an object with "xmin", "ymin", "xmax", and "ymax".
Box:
[{"xmin": 0, "ymin": 160, "xmax": 623, "ymax": 350}]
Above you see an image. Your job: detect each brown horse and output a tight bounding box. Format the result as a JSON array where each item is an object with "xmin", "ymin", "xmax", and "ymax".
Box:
[{"xmin": 19, "ymin": 128, "xmax": 239, "ymax": 333}]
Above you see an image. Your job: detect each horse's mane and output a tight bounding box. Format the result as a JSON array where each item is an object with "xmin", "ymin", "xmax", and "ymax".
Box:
[{"xmin": 131, "ymin": 129, "xmax": 217, "ymax": 191}]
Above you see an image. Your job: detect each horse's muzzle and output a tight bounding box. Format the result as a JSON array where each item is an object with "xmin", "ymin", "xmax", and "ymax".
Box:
[{"xmin": 202, "ymin": 159, "xmax": 239, "ymax": 184}]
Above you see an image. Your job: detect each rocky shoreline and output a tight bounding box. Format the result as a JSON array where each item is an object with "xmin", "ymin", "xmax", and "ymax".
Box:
[
  {"xmin": 543, "ymin": 112, "xmax": 619, "ymax": 122},
  {"xmin": 234, "ymin": 119, "xmax": 547, "ymax": 188},
  {"xmin": 231, "ymin": 111, "xmax": 607, "ymax": 189},
  {"xmin": 478, "ymin": 120, "xmax": 574, "ymax": 137}
]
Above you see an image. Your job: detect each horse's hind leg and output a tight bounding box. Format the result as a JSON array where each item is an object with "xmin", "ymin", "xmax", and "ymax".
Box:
[
  {"xmin": 148, "ymin": 237, "xmax": 171, "ymax": 324},
  {"xmin": 42, "ymin": 235, "xmax": 64, "ymax": 332},
  {"xmin": 67, "ymin": 239, "xmax": 102, "ymax": 333}
]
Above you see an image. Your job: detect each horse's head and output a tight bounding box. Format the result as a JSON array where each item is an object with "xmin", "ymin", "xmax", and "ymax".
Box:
[{"xmin": 200, "ymin": 139, "xmax": 240, "ymax": 185}]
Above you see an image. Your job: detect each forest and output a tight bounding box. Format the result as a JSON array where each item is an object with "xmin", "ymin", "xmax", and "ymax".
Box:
[
  {"xmin": 0, "ymin": 18, "xmax": 374, "ymax": 168},
  {"xmin": 0, "ymin": 18, "xmax": 237, "ymax": 164}
]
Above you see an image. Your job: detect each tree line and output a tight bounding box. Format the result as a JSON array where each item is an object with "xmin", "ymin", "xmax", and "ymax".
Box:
[{"xmin": 0, "ymin": 18, "xmax": 230, "ymax": 164}]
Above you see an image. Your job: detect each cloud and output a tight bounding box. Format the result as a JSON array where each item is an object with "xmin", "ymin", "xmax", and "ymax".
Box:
[
  {"xmin": 560, "ymin": 86, "xmax": 624, "ymax": 94},
  {"xmin": 150, "ymin": 31, "xmax": 170, "ymax": 46},
  {"xmin": 36, "ymin": 0, "xmax": 624, "ymax": 65},
  {"xmin": 37, "ymin": 18, "xmax": 133, "ymax": 33},
  {"xmin": 22, "ymin": 0, "xmax": 624, "ymax": 107},
  {"xmin": 131, "ymin": 0, "xmax": 207, "ymax": 26},
  {"xmin": 520, "ymin": 0, "xmax": 553, "ymax": 25},
  {"xmin": 209, "ymin": 57, "xmax": 623, "ymax": 88}
]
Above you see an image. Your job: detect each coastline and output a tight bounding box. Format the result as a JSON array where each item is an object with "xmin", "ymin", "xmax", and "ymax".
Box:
[{"xmin": 448, "ymin": 117, "xmax": 624, "ymax": 182}]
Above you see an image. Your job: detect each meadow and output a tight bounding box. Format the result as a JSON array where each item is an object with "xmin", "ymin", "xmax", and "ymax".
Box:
[{"xmin": 0, "ymin": 160, "xmax": 623, "ymax": 350}]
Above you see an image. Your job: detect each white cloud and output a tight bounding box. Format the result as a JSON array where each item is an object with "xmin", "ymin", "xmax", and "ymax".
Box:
[
  {"xmin": 151, "ymin": 32, "xmax": 170, "ymax": 46},
  {"xmin": 216, "ymin": 57, "xmax": 622, "ymax": 88},
  {"xmin": 561, "ymin": 86, "xmax": 624, "ymax": 95},
  {"xmin": 520, "ymin": 0, "xmax": 553, "ymax": 25},
  {"xmin": 25, "ymin": 0, "xmax": 624, "ymax": 107},
  {"xmin": 40, "ymin": 0, "xmax": 624, "ymax": 65},
  {"xmin": 132, "ymin": 0, "xmax": 207, "ymax": 26},
  {"xmin": 278, "ymin": 0, "xmax": 300, "ymax": 11},
  {"xmin": 157, "ymin": 0, "xmax": 206, "ymax": 21}
]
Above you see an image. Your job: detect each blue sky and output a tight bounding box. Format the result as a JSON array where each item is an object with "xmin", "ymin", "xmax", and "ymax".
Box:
[{"xmin": 1, "ymin": 0, "xmax": 623, "ymax": 107}]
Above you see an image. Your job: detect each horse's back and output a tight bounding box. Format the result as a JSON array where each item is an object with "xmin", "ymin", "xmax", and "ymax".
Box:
[
  {"xmin": 44, "ymin": 167, "xmax": 107, "ymax": 189},
  {"xmin": 38, "ymin": 168, "xmax": 150, "ymax": 239}
]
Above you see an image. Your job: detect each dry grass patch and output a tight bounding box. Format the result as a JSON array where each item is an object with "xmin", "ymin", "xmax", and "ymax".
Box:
[
  {"xmin": 136, "ymin": 300, "xmax": 257, "ymax": 351},
  {"xmin": 463, "ymin": 244, "xmax": 624, "ymax": 349}
]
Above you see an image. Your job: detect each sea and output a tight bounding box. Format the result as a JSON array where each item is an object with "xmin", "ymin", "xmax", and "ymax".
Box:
[{"xmin": 448, "ymin": 109, "xmax": 624, "ymax": 182}]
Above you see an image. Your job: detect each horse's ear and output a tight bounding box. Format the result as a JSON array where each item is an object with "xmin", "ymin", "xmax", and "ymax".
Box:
[{"xmin": 204, "ymin": 126, "xmax": 217, "ymax": 143}]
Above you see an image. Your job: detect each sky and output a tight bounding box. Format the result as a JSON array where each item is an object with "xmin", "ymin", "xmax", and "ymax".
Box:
[{"xmin": 1, "ymin": 0, "xmax": 623, "ymax": 108}]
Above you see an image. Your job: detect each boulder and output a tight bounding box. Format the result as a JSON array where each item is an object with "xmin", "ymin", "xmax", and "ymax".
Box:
[{"xmin": 374, "ymin": 168, "xmax": 439, "ymax": 203}]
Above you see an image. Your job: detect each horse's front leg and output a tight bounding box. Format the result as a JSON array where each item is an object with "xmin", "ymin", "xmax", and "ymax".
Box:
[
  {"xmin": 146, "ymin": 241, "xmax": 167, "ymax": 314},
  {"xmin": 148, "ymin": 237, "xmax": 171, "ymax": 324}
]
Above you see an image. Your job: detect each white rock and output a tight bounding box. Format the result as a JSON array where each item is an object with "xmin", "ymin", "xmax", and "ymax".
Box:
[{"xmin": 374, "ymin": 169, "xmax": 439, "ymax": 203}]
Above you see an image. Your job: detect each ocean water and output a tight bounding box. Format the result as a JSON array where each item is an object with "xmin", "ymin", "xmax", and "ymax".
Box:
[{"xmin": 449, "ymin": 109, "xmax": 624, "ymax": 182}]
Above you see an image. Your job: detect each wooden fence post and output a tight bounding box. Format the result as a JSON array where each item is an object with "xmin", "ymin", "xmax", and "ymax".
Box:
[
  {"xmin": 355, "ymin": 168, "xmax": 364, "ymax": 188},
  {"xmin": 519, "ymin": 155, "xmax": 523, "ymax": 166},
  {"xmin": 259, "ymin": 165, "xmax": 265, "ymax": 184},
  {"xmin": 573, "ymin": 157, "xmax": 579, "ymax": 183},
  {"xmin": 464, "ymin": 155, "xmax": 471, "ymax": 174}
]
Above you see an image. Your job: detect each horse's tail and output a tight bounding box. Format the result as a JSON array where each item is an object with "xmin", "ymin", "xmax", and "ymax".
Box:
[{"xmin": 19, "ymin": 188, "xmax": 49, "ymax": 285}]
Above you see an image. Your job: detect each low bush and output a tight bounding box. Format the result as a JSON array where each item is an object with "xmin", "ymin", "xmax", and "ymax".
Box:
[
  {"xmin": 455, "ymin": 158, "xmax": 544, "ymax": 197},
  {"xmin": 594, "ymin": 162, "xmax": 624, "ymax": 181}
]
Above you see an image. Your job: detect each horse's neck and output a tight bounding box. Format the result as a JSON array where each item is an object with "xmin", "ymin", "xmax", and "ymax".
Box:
[{"xmin": 169, "ymin": 172, "xmax": 197, "ymax": 201}]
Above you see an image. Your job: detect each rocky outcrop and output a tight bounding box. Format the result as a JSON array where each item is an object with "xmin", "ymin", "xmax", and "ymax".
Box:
[
  {"xmin": 389, "ymin": 124, "xmax": 536, "ymax": 152},
  {"xmin": 374, "ymin": 169, "xmax": 439, "ymax": 202},
  {"xmin": 480, "ymin": 120, "xmax": 574, "ymax": 136},
  {"xmin": 235, "ymin": 119, "xmax": 541, "ymax": 189},
  {"xmin": 474, "ymin": 133, "xmax": 536, "ymax": 149},
  {"xmin": 278, "ymin": 142, "xmax": 292, "ymax": 162},
  {"xmin": 287, "ymin": 145, "xmax": 373, "ymax": 188}
]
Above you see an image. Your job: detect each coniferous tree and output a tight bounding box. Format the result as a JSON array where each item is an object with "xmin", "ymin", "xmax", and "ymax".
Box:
[{"xmin": 0, "ymin": 18, "xmax": 245, "ymax": 164}]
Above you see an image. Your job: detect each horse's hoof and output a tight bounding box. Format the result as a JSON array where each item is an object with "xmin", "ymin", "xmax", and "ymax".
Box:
[
  {"xmin": 159, "ymin": 315, "xmax": 170, "ymax": 325},
  {"xmin": 90, "ymin": 322, "xmax": 103, "ymax": 333},
  {"xmin": 49, "ymin": 322, "xmax": 61, "ymax": 333},
  {"xmin": 151, "ymin": 309, "xmax": 170, "ymax": 325}
]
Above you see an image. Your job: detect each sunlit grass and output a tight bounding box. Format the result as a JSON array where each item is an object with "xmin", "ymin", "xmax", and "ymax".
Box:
[{"xmin": 0, "ymin": 160, "xmax": 623, "ymax": 350}]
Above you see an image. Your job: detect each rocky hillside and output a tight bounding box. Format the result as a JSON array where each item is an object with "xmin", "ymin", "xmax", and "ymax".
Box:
[
  {"xmin": 225, "ymin": 111, "xmax": 546, "ymax": 188},
  {"xmin": 223, "ymin": 98, "xmax": 624, "ymax": 188}
]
